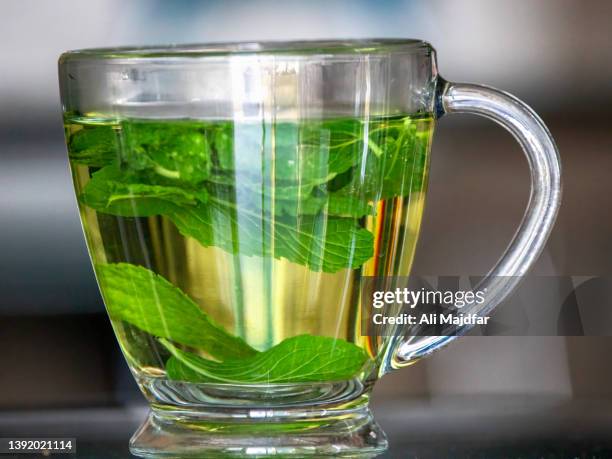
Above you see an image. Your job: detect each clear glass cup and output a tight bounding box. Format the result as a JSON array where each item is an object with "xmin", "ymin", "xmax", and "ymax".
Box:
[{"xmin": 58, "ymin": 39, "xmax": 561, "ymax": 458}]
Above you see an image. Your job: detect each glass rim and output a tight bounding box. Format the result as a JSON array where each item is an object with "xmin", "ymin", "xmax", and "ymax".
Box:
[{"xmin": 59, "ymin": 38, "xmax": 432, "ymax": 62}]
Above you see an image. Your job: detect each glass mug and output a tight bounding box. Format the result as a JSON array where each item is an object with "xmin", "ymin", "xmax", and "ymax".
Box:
[{"xmin": 59, "ymin": 39, "xmax": 561, "ymax": 457}]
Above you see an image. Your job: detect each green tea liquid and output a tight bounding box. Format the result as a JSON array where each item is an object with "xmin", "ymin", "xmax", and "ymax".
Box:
[{"xmin": 65, "ymin": 114, "xmax": 433, "ymax": 383}]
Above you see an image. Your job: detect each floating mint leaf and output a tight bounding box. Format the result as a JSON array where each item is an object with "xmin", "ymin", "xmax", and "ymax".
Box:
[
  {"xmin": 212, "ymin": 120, "xmax": 367, "ymax": 183},
  {"xmin": 121, "ymin": 121, "xmax": 212, "ymax": 186},
  {"xmin": 80, "ymin": 165, "xmax": 206, "ymax": 217},
  {"xmin": 71, "ymin": 115, "xmax": 431, "ymax": 272},
  {"xmin": 68, "ymin": 124, "xmax": 118, "ymax": 167},
  {"xmin": 162, "ymin": 334, "xmax": 369, "ymax": 383},
  {"xmin": 96, "ymin": 263, "xmax": 257, "ymax": 360},
  {"xmin": 325, "ymin": 119, "xmax": 427, "ymax": 201},
  {"xmin": 210, "ymin": 124, "xmax": 234, "ymax": 170}
]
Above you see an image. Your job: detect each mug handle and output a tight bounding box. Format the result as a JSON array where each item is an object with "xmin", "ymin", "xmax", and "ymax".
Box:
[{"xmin": 392, "ymin": 79, "xmax": 562, "ymax": 366}]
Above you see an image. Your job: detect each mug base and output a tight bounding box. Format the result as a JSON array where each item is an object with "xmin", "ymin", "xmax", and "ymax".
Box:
[{"xmin": 129, "ymin": 405, "xmax": 387, "ymax": 458}]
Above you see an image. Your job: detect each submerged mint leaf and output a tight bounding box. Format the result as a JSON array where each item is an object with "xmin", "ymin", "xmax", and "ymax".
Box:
[
  {"xmin": 80, "ymin": 165, "xmax": 206, "ymax": 217},
  {"xmin": 81, "ymin": 167, "xmax": 372, "ymax": 272},
  {"xmin": 207, "ymin": 171, "xmax": 324, "ymax": 201},
  {"xmin": 168, "ymin": 199, "xmax": 374, "ymax": 273},
  {"xmin": 324, "ymin": 193, "xmax": 375, "ymax": 217},
  {"xmin": 121, "ymin": 121, "xmax": 212, "ymax": 186},
  {"xmin": 269, "ymin": 121, "xmax": 362, "ymax": 183},
  {"xmin": 96, "ymin": 263, "xmax": 257, "ymax": 360},
  {"xmin": 210, "ymin": 172, "xmax": 374, "ymax": 218},
  {"xmin": 162, "ymin": 334, "xmax": 369, "ymax": 383},
  {"xmin": 210, "ymin": 124, "xmax": 234, "ymax": 170},
  {"xmin": 213, "ymin": 120, "xmax": 367, "ymax": 184},
  {"xmin": 329, "ymin": 119, "xmax": 429, "ymax": 201},
  {"xmin": 70, "ymin": 115, "xmax": 432, "ymax": 272},
  {"xmin": 68, "ymin": 124, "xmax": 118, "ymax": 167}
]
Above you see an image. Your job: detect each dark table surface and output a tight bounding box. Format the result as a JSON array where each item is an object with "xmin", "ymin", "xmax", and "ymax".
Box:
[{"xmin": 2, "ymin": 396, "xmax": 612, "ymax": 458}]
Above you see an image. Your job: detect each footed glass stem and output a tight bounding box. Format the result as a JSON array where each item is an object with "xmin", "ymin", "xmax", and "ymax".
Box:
[
  {"xmin": 130, "ymin": 405, "xmax": 387, "ymax": 458},
  {"xmin": 129, "ymin": 377, "xmax": 387, "ymax": 457}
]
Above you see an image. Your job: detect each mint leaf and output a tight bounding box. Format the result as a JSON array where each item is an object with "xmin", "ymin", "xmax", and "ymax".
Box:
[
  {"xmin": 205, "ymin": 118, "xmax": 423, "ymax": 219},
  {"xmin": 274, "ymin": 193, "xmax": 374, "ymax": 218},
  {"xmin": 72, "ymin": 115, "xmax": 431, "ymax": 272},
  {"xmin": 271, "ymin": 121, "xmax": 362, "ymax": 182},
  {"xmin": 328, "ymin": 120, "xmax": 428, "ymax": 201},
  {"xmin": 212, "ymin": 120, "xmax": 366, "ymax": 183},
  {"xmin": 121, "ymin": 121, "xmax": 212, "ymax": 186},
  {"xmin": 162, "ymin": 334, "xmax": 369, "ymax": 383},
  {"xmin": 81, "ymin": 165, "xmax": 206, "ymax": 217},
  {"xmin": 96, "ymin": 263, "xmax": 257, "ymax": 360},
  {"xmin": 168, "ymin": 199, "xmax": 374, "ymax": 273},
  {"xmin": 210, "ymin": 124, "xmax": 234, "ymax": 170},
  {"xmin": 209, "ymin": 171, "xmax": 374, "ymax": 218},
  {"xmin": 95, "ymin": 263, "xmax": 370, "ymax": 382},
  {"xmin": 81, "ymin": 168, "xmax": 372, "ymax": 272},
  {"xmin": 207, "ymin": 171, "xmax": 324, "ymax": 201},
  {"xmin": 324, "ymin": 193, "xmax": 375, "ymax": 217},
  {"xmin": 68, "ymin": 124, "xmax": 118, "ymax": 167}
]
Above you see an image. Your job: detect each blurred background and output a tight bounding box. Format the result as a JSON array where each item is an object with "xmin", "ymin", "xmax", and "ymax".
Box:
[{"xmin": 1, "ymin": 0, "xmax": 611, "ymax": 456}]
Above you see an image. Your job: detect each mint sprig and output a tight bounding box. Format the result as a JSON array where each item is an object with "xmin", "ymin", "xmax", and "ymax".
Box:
[{"xmin": 70, "ymin": 116, "xmax": 428, "ymax": 272}]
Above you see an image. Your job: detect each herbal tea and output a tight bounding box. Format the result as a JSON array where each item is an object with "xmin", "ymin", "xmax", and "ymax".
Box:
[{"xmin": 65, "ymin": 114, "xmax": 433, "ymax": 386}]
